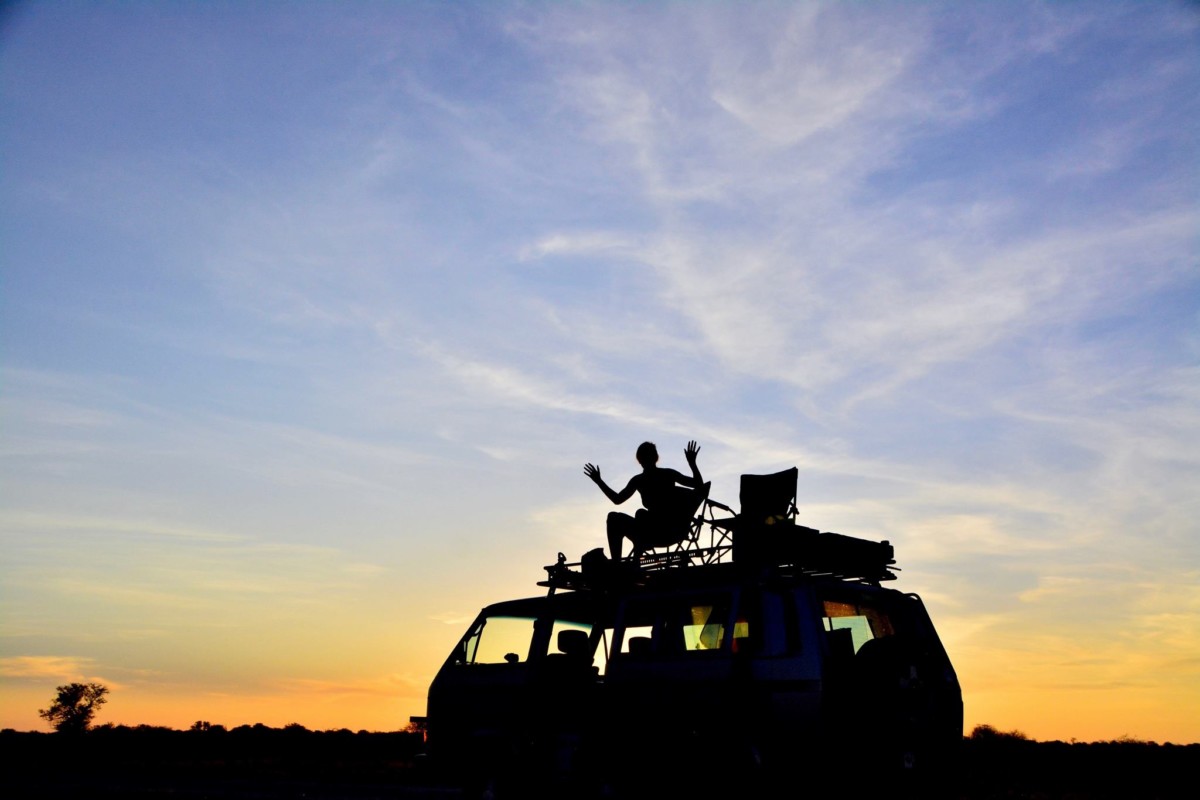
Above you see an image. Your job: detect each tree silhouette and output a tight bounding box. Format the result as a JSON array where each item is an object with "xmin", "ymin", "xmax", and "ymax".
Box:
[{"xmin": 38, "ymin": 682, "xmax": 109, "ymax": 733}]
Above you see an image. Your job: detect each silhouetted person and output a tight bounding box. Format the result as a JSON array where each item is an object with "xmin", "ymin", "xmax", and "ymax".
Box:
[{"xmin": 584, "ymin": 440, "xmax": 702, "ymax": 560}]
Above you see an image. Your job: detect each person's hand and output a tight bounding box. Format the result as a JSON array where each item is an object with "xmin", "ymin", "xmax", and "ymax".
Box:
[
  {"xmin": 685, "ymin": 440, "xmax": 700, "ymax": 464},
  {"xmin": 584, "ymin": 463, "xmax": 602, "ymax": 483}
]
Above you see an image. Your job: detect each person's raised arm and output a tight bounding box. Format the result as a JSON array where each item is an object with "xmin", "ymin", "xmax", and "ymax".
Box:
[
  {"xmin": 683, "ymin": 440, "xmax": 702, "ymax": 487},
  {"xmin": 584, "ymin": 463, "xmax": 637, "ymax": 505}
]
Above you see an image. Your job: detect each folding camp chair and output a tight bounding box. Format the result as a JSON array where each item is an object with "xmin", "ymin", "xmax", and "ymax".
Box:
[
  {"xmin": 739, "ymin": 467, "xmax": 799, "ymax": 528},
  {"xmin": 637, "ymin": 482, "xmax": 715, "ymax": 567},
  {"xmin": 705, "ymin": 467, "xmax": 804, "ymax": 565}
]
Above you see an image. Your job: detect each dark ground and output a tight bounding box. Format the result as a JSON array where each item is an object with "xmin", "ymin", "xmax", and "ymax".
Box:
[{"xmin": 4, "ymin": 726, "xmax": 1197, "ymax": 799}]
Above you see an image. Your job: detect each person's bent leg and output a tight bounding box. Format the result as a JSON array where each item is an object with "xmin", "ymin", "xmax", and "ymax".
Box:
[
  {"xmin": 607, "ymin": 512, "xmax": 635, "ymax": 560},
  {"xmin": 629, "ymin": 509, "xmax": 659, "ymax": 561}
]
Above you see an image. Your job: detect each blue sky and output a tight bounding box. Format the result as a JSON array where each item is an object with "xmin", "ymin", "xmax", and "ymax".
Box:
[{"xmin": 2, "ymin": 1, "xmax": 1198, "ymax": 739}]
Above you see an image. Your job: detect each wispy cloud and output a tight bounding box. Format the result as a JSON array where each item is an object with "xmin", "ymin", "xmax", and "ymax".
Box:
[{"xmin": 0, "ymin": 655, "xmax": 98, "ymax": 680}]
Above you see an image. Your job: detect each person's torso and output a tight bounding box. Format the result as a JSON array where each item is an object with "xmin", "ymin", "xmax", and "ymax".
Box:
[{"xmin": 636, "ymin": 468, "xmax": 680, "ymax": 510}]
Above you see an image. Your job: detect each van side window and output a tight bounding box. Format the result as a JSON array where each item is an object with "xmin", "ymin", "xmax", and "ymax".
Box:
[
  {"xmin": 681, "ymin": 601, "xmax": 729, "ymax": 651},
  {"xmin": 550, "ymin": 619, "xmax": 605, "ymax": 675},
  {"xmin": 617, "ymin": 593, "xmax": 735, "ymax": 656},
  {"xmin": 732, "ymin": 590, "xmax": 762, "ymax": 655}
]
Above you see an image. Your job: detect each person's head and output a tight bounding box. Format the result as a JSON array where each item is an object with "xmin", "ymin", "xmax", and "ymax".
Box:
[{"xmin": 635, "ymin": 442, "xmax": 658, "ymax": 468}]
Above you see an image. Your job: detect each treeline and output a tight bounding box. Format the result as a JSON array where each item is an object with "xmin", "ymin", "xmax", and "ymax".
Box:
[
  {"xmin": 5, "ymin": 724, "xmax": 429, "ymax": 799},
  {"xmin": 5, "ymin": 723, "xmax": 1197, "ymax": 799},
  {"xmin": 956, "ymin": 726, "xmax": 1197, "ymax": 799},
  {"xmin": 3, "ymin": 721, "xmax": 426, "ymax": 759}
]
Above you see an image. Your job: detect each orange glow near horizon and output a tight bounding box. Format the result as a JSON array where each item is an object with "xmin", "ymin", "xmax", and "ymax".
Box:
[
  {"xmin": 5, "ymin": 620, "xmax": 1198, "ymax": 743},
  {"xmin": 5, "ymin": 670, "xmax": 1198, "ymax": 744}
]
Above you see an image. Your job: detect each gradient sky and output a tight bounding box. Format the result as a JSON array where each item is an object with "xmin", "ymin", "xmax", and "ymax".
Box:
[{"xmin": 1, "ymin": 1, "xmax": 1197, "ymax": 742}]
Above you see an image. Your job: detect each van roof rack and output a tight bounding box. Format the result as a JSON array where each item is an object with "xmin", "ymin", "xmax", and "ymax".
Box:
[{"xmin": 539, "ymin": 526, "xmax": 897, "ymax": 593}]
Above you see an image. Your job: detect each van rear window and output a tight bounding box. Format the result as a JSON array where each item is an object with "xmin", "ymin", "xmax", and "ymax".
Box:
[{"xmin": 821, "ymin": 597, "xmax": 895, "ymax": 654}]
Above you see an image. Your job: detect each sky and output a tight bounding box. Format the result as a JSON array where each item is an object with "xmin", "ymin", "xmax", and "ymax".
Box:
[{"xmin": 1, "ymin": 0, "xmax": 1197, "ymax": 742}]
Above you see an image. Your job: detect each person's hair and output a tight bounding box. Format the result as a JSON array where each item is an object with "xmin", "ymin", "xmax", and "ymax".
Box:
[{"xmin": 635, "ymin": 442, "xmax": 658, "ymax": 467}]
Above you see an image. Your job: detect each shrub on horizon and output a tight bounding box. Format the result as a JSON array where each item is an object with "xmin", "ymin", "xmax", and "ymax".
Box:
[{"xmin": 970, "ymin": 724, "xmax": 1030, "ymax": 742}]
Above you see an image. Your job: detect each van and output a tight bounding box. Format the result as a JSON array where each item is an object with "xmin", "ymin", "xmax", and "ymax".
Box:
[{"xmin": 421, "ymin": 477, "xmax": 962, "ymax": 796}]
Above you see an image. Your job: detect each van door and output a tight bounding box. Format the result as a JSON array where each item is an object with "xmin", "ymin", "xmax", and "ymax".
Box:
[
  {"xmin": 815, "ymin": 585, "xmax": 962, "ymax": 775},
  {"xmin": 426, "ymin": 594, "xmax": 604, "ymax": 776}
]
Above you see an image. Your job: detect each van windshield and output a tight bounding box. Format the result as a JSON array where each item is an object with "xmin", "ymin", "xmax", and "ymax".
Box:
[
  {"xmin": 462, "ymin": 615, "xmax": 537, "ymax": 664},
  {"xmin": 457, "ymin": 611, "xmax": 600, "ymax": 668}
]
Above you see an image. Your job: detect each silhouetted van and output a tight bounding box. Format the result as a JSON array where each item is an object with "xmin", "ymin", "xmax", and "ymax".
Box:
[{"xmin": 420, "ymin": 473, "xmax": 962, "ymax": 797}]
